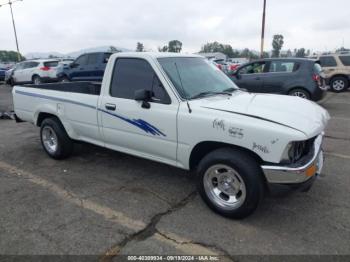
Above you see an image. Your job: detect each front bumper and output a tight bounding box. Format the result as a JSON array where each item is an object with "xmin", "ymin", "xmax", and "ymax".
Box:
[{"xmin": 262, "ymin": 134, "xmax": 324, "ymax": 184}]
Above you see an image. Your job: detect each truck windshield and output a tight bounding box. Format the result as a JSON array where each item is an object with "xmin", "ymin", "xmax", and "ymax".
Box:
[{"xmin": 158, "ymin": 57, "xmax": 238, "ymax": 99}]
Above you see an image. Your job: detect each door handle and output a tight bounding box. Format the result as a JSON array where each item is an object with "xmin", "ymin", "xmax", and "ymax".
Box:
[
  {"xmin": 105, "ymin": 103, "xmax": 116, "ymax": 111},
  {"xmin": 255, "ymin": 77, "xmax": 261, "ymax": 80}
]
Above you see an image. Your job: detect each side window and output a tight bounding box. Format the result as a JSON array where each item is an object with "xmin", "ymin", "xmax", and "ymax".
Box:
[
  {"xmin": 29, "ymin": 62, "xmax": 39, "ymax": 68},
  {"xmin": 319, "ymin": 56, "xmax": 337, "ymax": 67},
  {"xmin": 268, "ymin": 61, "xmax": 296, "ymax": 73},
  {"xmin": 110, "ymin": 58, "xmax": 170, "ymax": 103},
  {"xmin": 239, "ymin": 62, "xmax": 265, "ymax": 74},
  {"xmin": 75, "ymin": 55, "xmax": 88, "ymax": 66},
  {"xmin": 87, "ymin": 53, "xmax": 100, "ymax": 65},
  {"xmin": 16, "ymin": 63, "xmax": 25, "ymax": 70},
  {"xmin": 339, "ymin": 56, "xmax": 350, "ymax": 66}
]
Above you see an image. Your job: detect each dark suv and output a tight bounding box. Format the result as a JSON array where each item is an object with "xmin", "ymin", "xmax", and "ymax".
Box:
[
  {"xmin": 56, "ymin": 52, "xmax": 112, "ymax": 82},
  {"xmin": 230, "ymin": 58, "xmax": 326, "ymax": 101}
]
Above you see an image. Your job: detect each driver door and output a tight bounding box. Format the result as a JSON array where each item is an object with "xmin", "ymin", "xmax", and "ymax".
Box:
[{"xmin": 99, "ymin": 57, "xmax": 179, "ymax": 165}]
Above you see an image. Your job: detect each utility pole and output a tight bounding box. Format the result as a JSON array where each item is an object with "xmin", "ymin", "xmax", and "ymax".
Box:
[
  {"xmin": 260, "ymin": 0, "xmax": 267, "ymax": 58},
  {"xmin": 0, "ymin": 0, "xmax": 23, "ymax": 62}
]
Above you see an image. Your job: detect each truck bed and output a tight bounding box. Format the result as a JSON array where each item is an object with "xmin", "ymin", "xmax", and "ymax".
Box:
[{"xmin": 23, "ymin": 81, "xmax": 101, "ymax": 95}]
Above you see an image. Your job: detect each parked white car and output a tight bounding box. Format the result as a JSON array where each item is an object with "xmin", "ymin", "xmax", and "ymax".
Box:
[
  {"xmin": 10, "ymin": 59, "xmax": 60, "ymax": 85},
  {"xmin": 12, "ymin": 52, "xmax": 329, "ymax": 218}
]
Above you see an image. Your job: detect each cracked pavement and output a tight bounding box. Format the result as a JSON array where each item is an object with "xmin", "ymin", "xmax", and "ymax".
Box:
[{"xmin": 0, "ymin": 84, "xmax": 350, "ymax": 258}]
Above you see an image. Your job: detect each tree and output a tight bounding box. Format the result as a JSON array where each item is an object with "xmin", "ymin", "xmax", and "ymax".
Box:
[
  {"xmin": 262, "ymin": 51, "xmax": 270, "ymax": 58},
  {"xmin": 168, "ymin": 40, "xmax": 182, "ymax": 53},
  {"xmin": 239, "ymin": 48, "xmax": 259, "ymax": 60},
  {"xmin": 295, "ymin": 48, "xmax": 306, "ymax": 57},
  {"xmin": 0, "ymin": 50, "xmax": 25, "ymax": 62},
  {"xmin": 158, "ymin": 45, "xmax": 169, "ymax": 52},
  {"xmin": 286, "ymin": 49, "xmax": 292, "ymax": 57},
  {"xmin": 271, "ymin": 34, "xmax": 284, "ymax": 57},
  {"xmin": 136, "ymin": 42, "xmax": 144, "ymax": 52},
  {"xmin": 200, "ymin": 42, "xmax": 240, "ymax": 58}
]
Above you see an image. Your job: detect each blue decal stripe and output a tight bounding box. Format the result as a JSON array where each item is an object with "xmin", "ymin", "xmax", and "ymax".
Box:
[
  {"xmin": 16, "ymin": 90, "xmax": 166, "ymax": 137},
  {"xmin": 15, "ymin": 90, "xmax": 96, "ymax": 109},
  {"xmin": 98, "ymin": 109, "xmax": 166, "ymax": 137}
]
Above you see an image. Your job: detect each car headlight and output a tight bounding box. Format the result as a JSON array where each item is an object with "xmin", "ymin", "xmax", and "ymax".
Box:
[{"xmin": 281, "ymin": 141, "xmax": 306, "ymax": 164}]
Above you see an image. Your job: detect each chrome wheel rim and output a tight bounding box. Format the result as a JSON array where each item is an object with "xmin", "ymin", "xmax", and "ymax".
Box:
[
  {"xmin": 42, "ymin": 126, "xmax": 58, "ymax": 154},
  {"xmin": 203, "ymin": 164, "xmax": 246, "ymax": 210},
  {"xmin": 292, "ymin": 91, "xmax": 307, "ymax": 99},
  {"xmin": 333, "ymin": 80, "xmax": 345, "ymax": 91}
]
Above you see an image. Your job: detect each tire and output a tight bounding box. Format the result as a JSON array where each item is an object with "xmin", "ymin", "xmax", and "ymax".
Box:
[
  {"xmin": 197, "ymin": 148, "xmax": 265, "ymax": 219},
  {"xmin": 9, "ymin": 78, "xmax": 15, "ymax": 86},
  {"xmin": 40, "ymin": 117, "xmax": 73, "ymax": 159},
  {"xmin": 288, "ymin": 88, "xmax": 310, "ymax": 100},
  {"xmin": 60, "ymin": 76, "xmax": 70, "ymax": 82},
  {"xmin": 330, "ymin": 76, "xmax": 348, "ymax": 93},
  {"xmin": 33, "ymin": 75, "xmax": 42, "ymax": 85}
]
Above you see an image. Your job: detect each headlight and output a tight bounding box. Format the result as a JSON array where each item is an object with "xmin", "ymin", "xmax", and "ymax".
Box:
[{"xmin": 281, "ymin": 141, "xmax": 306, "ymax": 164}]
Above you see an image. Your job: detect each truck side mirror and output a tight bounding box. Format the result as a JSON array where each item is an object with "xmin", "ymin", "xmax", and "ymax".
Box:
[{"xmin": 134, "ymin": 89, "xmax": 152, "ymax": 109}]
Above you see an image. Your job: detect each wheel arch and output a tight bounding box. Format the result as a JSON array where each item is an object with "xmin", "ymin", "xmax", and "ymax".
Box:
[
  {"xmin": 36, "ymin": 112, "xmax": 60, "ymax": 127},
  {"xmin": 330, "ymin": 74, "xmax": 349, "ymax": 84},
  {"xmin": 189, "ymin": 141, "xmax": 264, "ymax": 171}
]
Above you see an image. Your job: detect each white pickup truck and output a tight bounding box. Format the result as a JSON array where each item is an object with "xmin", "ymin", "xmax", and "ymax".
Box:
[{"xmin": 13, "ymin": 52, "xmax": 330, "ymax": 218}]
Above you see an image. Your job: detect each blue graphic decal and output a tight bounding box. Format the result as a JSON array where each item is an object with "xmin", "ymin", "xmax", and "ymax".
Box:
[
  {"xmin": 16, "ymin": 90, "xmax": 166, "ymax": 137},
  {"xmin": 99, "ymin": 109, "xmax": 166, "ymax": 137}
]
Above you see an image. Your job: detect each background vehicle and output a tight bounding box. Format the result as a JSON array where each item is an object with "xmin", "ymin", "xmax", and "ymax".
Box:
[
  {"xmin": 0, "ymin": 68, "xmax": 6, "ymax": 82},
  {"xmin": 230, "ymin": 58, "xmax": 326, "ymax": 101},
  {"xmin": 318, "ymin": 53, "xmax": 350, "ymax": 92},
  {"xmin": 56, "ymin": 52, "xmax": 112, "ymax": 82},
  {"xmin": 12, "ymin": 52, "xmax": 329, "ymax": 219},
  {"xmin": 10, "ymin": 59, "xmax": 60, "ymax": 85}
]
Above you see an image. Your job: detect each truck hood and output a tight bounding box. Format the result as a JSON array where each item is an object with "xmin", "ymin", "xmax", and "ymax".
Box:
[{"xmin": 193, "ymin": 91, "xmax": 330, "ymax": 137}]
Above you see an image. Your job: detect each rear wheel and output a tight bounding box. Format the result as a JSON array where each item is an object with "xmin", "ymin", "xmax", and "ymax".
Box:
[
  {"xmin": 330, "ymin": 76, "xmax": 348, "ymax": 93},
  {"xmin": 197, "ymin": 148, "xmax": 264, "ymax": 219},
  {"xmin": 33, "ymin": 75, "xmax": 42, "ymax": 85},
  {"xmin": 288, "ymin": 88, "xmax": 310, "ymax": 100},
  {"xmin": 40, "ymin": 117, "xmax": 73, "ymax": 159}
]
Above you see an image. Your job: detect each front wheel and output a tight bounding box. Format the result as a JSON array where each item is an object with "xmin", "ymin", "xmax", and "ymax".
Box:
[
  {"xmin": 197, "ymin": 148, "xmax": 264, "ymax": 219},
  {"xmin": 40, "ymin": 117, "xmax": 73, "ymax": 159},
  {"xmin": 60, "ymin": 76, "xmax": 70, "ymax": 82}
]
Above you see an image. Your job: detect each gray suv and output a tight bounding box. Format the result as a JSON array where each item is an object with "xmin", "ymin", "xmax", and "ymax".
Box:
[{"xmin": 230, "ymin": 58, "xmax": 326, "ymax": 101}]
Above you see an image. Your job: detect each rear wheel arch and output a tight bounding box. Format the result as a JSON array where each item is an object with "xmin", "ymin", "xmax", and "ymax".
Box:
[
  {"xmin": 36, "ymin": 112, "xmax": 60, "ymax": 127},
  {"xmin": 189, "ymin": 141, "xmax": 264, "ymax": 171},
  {"xmin": 330, "ymin": 74, "xmax": 348, "ymax": 82}
]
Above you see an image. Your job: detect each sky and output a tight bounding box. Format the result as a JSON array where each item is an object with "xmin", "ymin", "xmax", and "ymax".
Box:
[{"xmin": 0, "ymin": 0, "xmax": 349, "ymax": 55}]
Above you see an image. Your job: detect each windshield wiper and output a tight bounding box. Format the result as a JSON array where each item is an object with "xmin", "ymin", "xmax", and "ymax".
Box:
[{"xmin": 190, "ymin": 91, "xmax": 232, "ymax": 100}]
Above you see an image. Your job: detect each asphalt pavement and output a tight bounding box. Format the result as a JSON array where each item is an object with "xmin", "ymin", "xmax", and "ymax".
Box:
[{"xmin": 0, "ymin": 84, "xmax": 349, "ymax": 261}]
